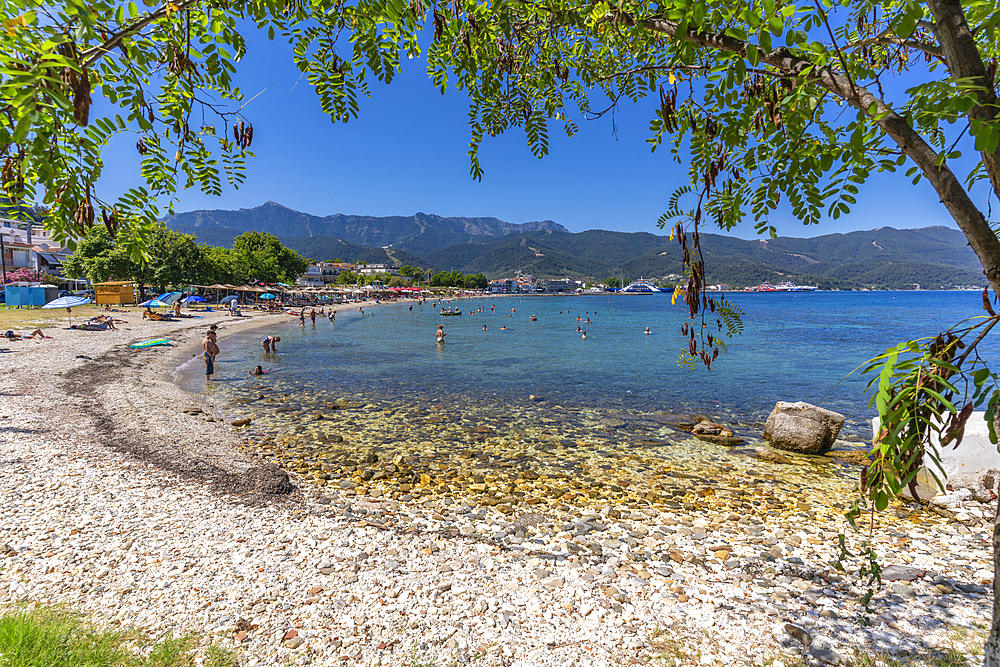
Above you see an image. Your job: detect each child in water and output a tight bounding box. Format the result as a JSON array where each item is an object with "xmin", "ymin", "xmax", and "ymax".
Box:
[{"xmin": 249, "ymin": 365, "xmax": 264, "ymax": 376}]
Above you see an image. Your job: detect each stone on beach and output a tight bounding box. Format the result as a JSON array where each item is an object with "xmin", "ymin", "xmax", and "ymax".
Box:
[
  {"xmin": 239, "ymin": 462, "xmax": 293, "ymax": 495},
  {"xmin": 0, "ymin": 303, "xmax": 995, "ymax": 667},
  {"xmin": 764, "ymin": 401, "xmax": 845, "ymax": 454}
]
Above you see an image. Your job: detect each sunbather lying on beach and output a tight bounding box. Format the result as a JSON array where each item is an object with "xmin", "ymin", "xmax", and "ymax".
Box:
[
  {"xmin": 70, "ymin": 322, "xmax": 110, "ymax": 331},
  {"xmin": 4, "ymin": 329, "xmax": 48, "ymax": 340}
]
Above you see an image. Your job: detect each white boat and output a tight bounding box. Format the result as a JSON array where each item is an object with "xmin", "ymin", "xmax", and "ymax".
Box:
[{"xmin": 621, "ymin": 278, "xmax": 666, "ymax": 293}]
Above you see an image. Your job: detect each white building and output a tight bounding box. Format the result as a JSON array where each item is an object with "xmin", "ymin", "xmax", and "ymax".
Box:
[{"xmin": 0, "ymin": 217, "xmax": 73, "ymax": 277}]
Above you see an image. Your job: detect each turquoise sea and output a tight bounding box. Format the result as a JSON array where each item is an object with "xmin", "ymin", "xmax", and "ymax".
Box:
[
  {"xmin": 182, "ymin": 291, "xmax": 997, "ymax": 441},
  {"xmin": 174, "ymin": 290, "xmax": 998, "ymax": 505}
]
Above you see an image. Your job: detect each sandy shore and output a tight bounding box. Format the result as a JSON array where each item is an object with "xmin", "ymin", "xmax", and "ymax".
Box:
[{"xmin": 0, "ymin": 303, "xmax": 995, "ymax": 666}]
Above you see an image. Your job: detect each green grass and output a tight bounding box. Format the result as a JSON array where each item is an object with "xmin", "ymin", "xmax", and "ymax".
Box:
[
  {"xmin": 0, "ymin": 305, "xmax": 108, "ymax": 329},
  {"xmin": 0, "ymin": 606, "xmax": 238, "ymax": 667}
]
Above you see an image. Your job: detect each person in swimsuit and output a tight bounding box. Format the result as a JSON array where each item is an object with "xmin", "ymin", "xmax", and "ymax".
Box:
[
  {"xmin": 582, "ymin": 331, "xmax": 587, "ymax": 339},
  {"xmin": 310, "ymin": 309, "xmax": 317, "ymax": 323},
  {"xmin": 203, "ymin": 332, "xmax": 217, "ymax": 380},
  {"xmin": 261, "ymin": 335, "xmax": 280, "ymax": 353},
  {"xmin": 5, "ymin": 329, "xmax": 45, "ymax": 340},
  {"xmin": 249, "ymin": 365, "xmax": 264, "ymax": 376},
  {"xmin": 173, "ymin": 301, "xmax": 182, "ymax": 318},
  {"xmin": 436, "ymin": 324, "xmax": 446, "ymax": 344},
  {"xmin": 298, "ymin": 310, "xmax": 305, "ymax": 326},
  {"xmin": 645, "ymin": 326, "xmax": 651, "ymax": 334}
]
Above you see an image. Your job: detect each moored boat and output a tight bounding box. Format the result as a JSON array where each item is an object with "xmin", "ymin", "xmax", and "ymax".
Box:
[{"xmin": 620, "ymin": 278, "xmax": 666, "ymax": 293}]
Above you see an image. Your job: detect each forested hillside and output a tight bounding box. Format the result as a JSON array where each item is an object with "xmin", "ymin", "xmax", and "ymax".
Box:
[{"xmin": 159, "ymin": 201, "xmax": 985, "ymax": 290}]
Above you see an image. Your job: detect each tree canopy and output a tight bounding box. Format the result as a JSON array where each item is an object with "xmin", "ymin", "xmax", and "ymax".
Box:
[
  {"xmin": 8, "ymin": 0, "xmax": 1000, "ymax": 659},
  {"xmin": 62, "ymin": 224, "xmax": 306, "ymax": 289}
]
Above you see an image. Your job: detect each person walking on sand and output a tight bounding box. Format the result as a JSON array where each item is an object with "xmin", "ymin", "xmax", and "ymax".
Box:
[{"xmin": 436, "ymin": 324, "xmax": 446, "ymax": 344}]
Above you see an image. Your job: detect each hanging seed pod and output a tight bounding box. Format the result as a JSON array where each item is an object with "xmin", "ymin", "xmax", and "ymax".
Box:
[
  {"xmin": 433, "ymin": 10, "xmax": 445, "ymax": 39},
  {"xmin": 136, "ymin": 139, "xmax": 147, "ymax": 155}
]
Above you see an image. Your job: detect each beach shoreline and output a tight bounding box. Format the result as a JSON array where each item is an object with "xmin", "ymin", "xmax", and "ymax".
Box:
[{"xmin": 0, "ymin": 301, "xmax": 994, "ymax": 667}]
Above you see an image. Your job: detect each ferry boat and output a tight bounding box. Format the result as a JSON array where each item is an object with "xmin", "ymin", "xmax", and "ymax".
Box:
[
  {"xmin": 620, "ymin": 278, "xmax": 667, "ymax": 293},
  {"xmin": 744, "ymin": 282, "xmax": 819, "ymax": 292}
]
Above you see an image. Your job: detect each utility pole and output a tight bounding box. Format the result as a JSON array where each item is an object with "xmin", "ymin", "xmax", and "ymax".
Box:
[{"xmin": 0, "ymin": 231, "xmax": 7, "ymax": 285}]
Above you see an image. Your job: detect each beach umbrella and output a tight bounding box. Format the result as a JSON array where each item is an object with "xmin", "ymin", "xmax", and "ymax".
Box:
[
  {"xmin": 259, "ymin": 293, "xmax": 275, "ymax": 299},
  {"xmin": 138, "ymin": 298, "xmax": 170, "ymax": 307},
  {"xmin": 182, "ymin": 295, "xmax": 206, "ymax": 303},
  {"xmin": 155, "ymin": 291, "xmax": 183, "ymax": 303},
  {"xmin": 43, "ymin": 295, "xmax": 91, "ymax": 325},
  {"xmin": 220, "ymin": 295, "xmax": 238, "ymax": 304}
]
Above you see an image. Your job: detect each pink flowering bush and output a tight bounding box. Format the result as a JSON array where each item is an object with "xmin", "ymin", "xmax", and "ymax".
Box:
[{"xmin": 2, "ymin": 268, "xmax": 45, "ymax": 284}]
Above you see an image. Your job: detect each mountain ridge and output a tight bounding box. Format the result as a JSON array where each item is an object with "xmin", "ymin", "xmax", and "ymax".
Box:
[
  {"xmin": 162, "ymin": 203, "xmax": 985, "ymax": 290},
  {"xmin": 165, "ymin": 201, "xmax": 569, "ymax": 255}
]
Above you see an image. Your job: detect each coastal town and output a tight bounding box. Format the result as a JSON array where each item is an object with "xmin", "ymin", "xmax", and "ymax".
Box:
[{"xmin": 5, "ymin": 0, "xmax": 1000, "ymax": 663}]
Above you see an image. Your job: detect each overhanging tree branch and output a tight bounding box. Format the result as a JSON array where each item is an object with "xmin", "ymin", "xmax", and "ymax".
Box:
[
  {"xmin": 80, "ymin": 0, "xmax": 201, "ymax": 69},
  {"xmin": 633, "ymin": 14, "xmax": 1000, "ymax": 293}
]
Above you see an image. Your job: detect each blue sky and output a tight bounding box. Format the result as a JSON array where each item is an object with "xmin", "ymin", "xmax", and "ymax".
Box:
[{"xmin": 96, "ymin": 23, "xmax": 977, "ymax": 241}]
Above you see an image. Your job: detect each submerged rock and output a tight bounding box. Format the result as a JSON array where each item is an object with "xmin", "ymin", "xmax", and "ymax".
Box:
[{"xmin": 755, "ymin": 447, "xmax": 791, "ymax": 464}]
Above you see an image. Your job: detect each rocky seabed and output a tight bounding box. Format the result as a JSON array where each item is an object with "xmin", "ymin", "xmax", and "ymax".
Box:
[{"xmin": 0, "ymin": 310, "xmax": 995, "ymax": 667}]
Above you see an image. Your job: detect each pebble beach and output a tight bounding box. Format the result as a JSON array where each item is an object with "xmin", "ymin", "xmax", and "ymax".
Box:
[{"xmin": 0, "ymin": 303, "xmax": 996, "ymax": 666}]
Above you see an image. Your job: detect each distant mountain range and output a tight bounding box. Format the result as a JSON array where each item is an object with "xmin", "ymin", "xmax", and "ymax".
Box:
[
  {"xmin": 165, "ymin": 201, "xmax": 568, "ymax": 255},
  {"xmin": 162, "ymin": 202, "xmax": 987, "ymax": 290}
]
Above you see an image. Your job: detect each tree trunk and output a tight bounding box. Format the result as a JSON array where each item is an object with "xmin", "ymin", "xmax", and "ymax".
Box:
[{"xmin": 987, "ymin": 499, "xmax": 1000, "ymax": 667}]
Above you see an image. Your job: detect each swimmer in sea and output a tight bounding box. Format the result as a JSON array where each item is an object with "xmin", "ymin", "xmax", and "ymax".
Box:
[
  {"xmin": 586, "ymin": 318, "xmax": 591, "ymax": 323},
  {"xmin": 436, "ymin": 324, "xmax": 446, "ymax": 344},
  {"xmin": 501, "ymin": 325, "xmax": 507, "ymax": 330},
  {"xmin": 483, "ymin": 325, "xmax": 487, "ymax": 331},
  {"xmin": 530, "ymin": 315, "xmax": 537, "ymax": 322},
  {"xmin": 582, "ymin": 331, "xmax": 587, "ymax": 339},
  {"xmin": 576, "ymin": 326, "xmax": 582, "ymax": 332},
  {"xmin": 249, "ymin": 365, "xmax": 264, "ymax": 376},
  {"xmin": 645, "ymin": 326, "xmax": 651, "ymax": 335}
]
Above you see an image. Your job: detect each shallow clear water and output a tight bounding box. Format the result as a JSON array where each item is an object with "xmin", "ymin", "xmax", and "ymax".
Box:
[
  {"xmin": 181, "ymin": 291, "xmax": 997, "ymax": 438},
  {"xmin": 174, "ymin": 291, "xmax": 998, "ymax": 507}
]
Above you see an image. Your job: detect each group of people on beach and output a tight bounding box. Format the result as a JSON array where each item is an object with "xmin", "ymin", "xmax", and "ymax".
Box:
[{"xmin": 297, "ymin": 307, "xmax": 335, "ymax": 326}]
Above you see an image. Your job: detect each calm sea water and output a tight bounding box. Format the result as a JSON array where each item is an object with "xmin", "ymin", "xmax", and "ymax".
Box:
[{"xmin": 179, "ymin": 291, "xmax": 998, "ymax": 442}]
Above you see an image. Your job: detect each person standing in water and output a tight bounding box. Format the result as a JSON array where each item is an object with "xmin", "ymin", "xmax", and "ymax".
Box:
[
  {"xmin": 310, "ymin": 308, "xmax": 317, "ymax": 324},
  {"xmin": 436, "ymin": 324, "xmax": 446, "ymax": 344},
  {"xmin": 203, "ymin": 331, "xmax": 219, "ymax": 380},
  {"xmin": 298, "ymin": 310, "xmax": 305, "ymax": 326}
]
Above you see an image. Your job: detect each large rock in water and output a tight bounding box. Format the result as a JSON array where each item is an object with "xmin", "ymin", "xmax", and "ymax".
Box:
[{"xmin": 764, "ymin": 402, "xmax": 845, "ymax": 454}]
